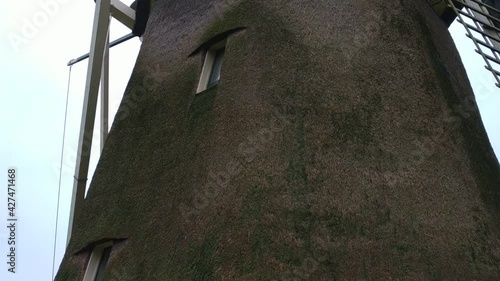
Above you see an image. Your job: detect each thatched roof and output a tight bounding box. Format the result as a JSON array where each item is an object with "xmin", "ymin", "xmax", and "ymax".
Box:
[{"xmin": 55, "ymin": 0, "xmax": 500, "ymax": 280}]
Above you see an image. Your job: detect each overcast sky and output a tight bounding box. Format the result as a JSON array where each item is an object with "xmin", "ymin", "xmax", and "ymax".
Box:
[{"xmin": 0, "ymin": 1, "xmax": 499, "ymax": 281}]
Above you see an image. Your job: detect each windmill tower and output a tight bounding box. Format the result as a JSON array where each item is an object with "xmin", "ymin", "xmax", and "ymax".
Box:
[{"xmin": 56, "ymin": 0, "xmax": 500, "ymax": 280}]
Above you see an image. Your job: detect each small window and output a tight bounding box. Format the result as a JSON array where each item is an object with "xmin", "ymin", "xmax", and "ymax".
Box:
[
  {"xmin": 197, "ymin": 41, "xmax": 226, "ymax": 93},
  {"xmin": 83, "ymin": 242, "xmax": 113, "ymax": 281},
  {"xmin": 207, "ymin": 48, "xmax": 225, "ymax": 88}
]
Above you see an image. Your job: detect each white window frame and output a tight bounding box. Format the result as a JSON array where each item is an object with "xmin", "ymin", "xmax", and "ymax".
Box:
[
  {"xmin": 196, "ymin": 40, "xmax": 226, "ymax": 93},
  {"xmin": 82, "ymin": 241, "xmax": 113, "ymax": 281}
]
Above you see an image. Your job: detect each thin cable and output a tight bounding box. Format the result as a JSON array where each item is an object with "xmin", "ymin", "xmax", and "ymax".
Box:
[{"xmin": 51, "ymin": 65, "xmax": 72, "ymax": 281}]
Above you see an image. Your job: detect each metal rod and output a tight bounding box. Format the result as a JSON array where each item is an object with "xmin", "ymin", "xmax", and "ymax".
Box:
[
  {"xmin": 475, "ymin": 49, "xmax": 500, "ymax": 65},
  {"xmin": 67, "ymin": 33, "xmax": 135, "ymax": 66},
  {"xmin": 101, "ymin": 27, "xmax": 110, "ymax": 152},
  {"xmin": 458, "ymin": 0, "xmax": 500, "ymax": 14},
  {"xmin": 460, "ymin": 20, "xmax": 500, "ymax": 44},
  {"xmin": 467, "ymin": 33, "xmax": 500, "ymax": 55}
]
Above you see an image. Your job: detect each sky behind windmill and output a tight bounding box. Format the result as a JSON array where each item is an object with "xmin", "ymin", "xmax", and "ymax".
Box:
[
  {"xmin": 1, "ymin": 1, "xmax": 140, "ymax": 280},
  {"xmin": 0, "ymin": 1, "xmax": 499, "ymax": 281}
]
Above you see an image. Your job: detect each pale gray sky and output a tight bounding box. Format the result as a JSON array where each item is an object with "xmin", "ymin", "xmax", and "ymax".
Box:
[{"xmin": 0, "ymin": 1, "xmax": 498, "ymax": 281}]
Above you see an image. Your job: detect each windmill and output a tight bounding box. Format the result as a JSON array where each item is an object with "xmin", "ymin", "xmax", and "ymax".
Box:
[{"xmin": 56, "ymin": 0, "xmax": 500, "ymax": 280}]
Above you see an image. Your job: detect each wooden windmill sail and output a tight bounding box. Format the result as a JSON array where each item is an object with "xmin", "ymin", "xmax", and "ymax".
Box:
[
  {"xmin": 431, "ymin": 0, "xmax": 500, "ymax": 87},
  {"xmin": 65, "ymin": 0, "xmax": 151, "ymax": 246}
]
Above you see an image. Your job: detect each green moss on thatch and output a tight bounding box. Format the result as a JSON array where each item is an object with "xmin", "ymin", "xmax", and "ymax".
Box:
[{"xmin": 56, "ymin": 0, "xmax": 500, "ymax": 280}]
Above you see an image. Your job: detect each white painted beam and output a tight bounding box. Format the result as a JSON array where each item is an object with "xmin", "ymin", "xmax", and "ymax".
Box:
[
  {"xmin": 67, "ymin": 0, "xmax": 111, "ymax": 245},
  {"xmin": 111, "ymin": 0, "xmax": 136, "ymax": 30},
  {"xmin": 89, "ymin": 0, "xmax": 135, "ymax": 30}
]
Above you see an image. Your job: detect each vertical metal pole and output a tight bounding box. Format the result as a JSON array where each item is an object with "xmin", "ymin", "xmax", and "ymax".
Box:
[
  {"xmin": 67, "ymin": 0, "xmax": 111, "ymax": 246},
  {"xmin": 101, "ymin": 30, "xmax": 110, "ymax": 152}
]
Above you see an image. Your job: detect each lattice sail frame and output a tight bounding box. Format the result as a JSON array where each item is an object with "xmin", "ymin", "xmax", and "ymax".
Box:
[{"xmin": 448, "ymin": 0, "xmax": 500, "ymax": 88}]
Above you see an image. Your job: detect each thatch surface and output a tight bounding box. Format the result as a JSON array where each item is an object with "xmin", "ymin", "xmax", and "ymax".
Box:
[{"xmin": 56, "ymin": 0, "xmax": 500, "ymax": 280}]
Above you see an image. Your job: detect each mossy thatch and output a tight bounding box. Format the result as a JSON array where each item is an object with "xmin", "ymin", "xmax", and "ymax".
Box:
[{"xmin": 56, "ymin": 0, "xmax": 500, "ymax": 280}]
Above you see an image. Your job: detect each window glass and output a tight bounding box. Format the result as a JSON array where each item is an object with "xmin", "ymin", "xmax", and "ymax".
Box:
[
  {"xmin": 208, "ymin": 48, "xmax": 225, "ymax": 88},
  {"xmin": 94, "ymin": 246, "xmax": 112, "ymax": 281}
]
